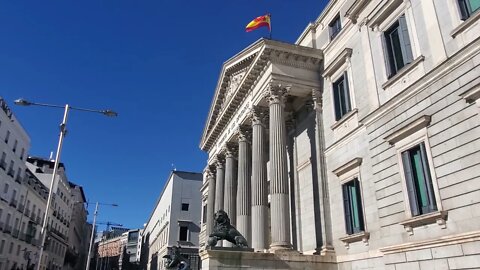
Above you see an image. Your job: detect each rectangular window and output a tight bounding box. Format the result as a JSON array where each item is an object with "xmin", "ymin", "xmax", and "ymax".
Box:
[
  {"xmin": 329, "ymin": 15, "xmax": 342, "ymax": 40},
  {"xmin": 20, "ymin": 148, "xmax": 25, "ymax": 160},
  {"xmin": 383, "ymin": 15, "xmax": 413, "ymax": 78},
  {"xmin": 342, "ymin": 178, "xmax": 365, "ymax": 235},
  {"xmin": 401, "ymin": 142, "xmax": 437, "ymax": 216},
  {"xmin": 332, "ymin": 72, "xmax": 352, "ymax": 120},
  {"xmin": 12, "ymin": 140, "xmax": 17, "ymax": 153},
  {"xmin": 0, "ymin": 152, "xmax": 6, "ymax": 170},
  {"xmin": 459, "ymin": 0, "xmax": 480, "ymax": 19},
  {"xmin": 4, "ymin": 131, "xmax": 9, "ymax": 143},
  {"xmin": 181, "ymin": 203, "xmax": 189, "ymax": 211},
  {"xmin": 179, "ymin": 226, "xmax": 188, "ymax": 241},
  {"xmin": 202, "ymin": 204, "xmax": 208, "ymax": 223}
]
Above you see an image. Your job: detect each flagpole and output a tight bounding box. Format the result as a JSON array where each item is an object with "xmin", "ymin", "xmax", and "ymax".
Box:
[{"xmin": 269, "ymin": 13, "xmax": 272, "ymax": 40}]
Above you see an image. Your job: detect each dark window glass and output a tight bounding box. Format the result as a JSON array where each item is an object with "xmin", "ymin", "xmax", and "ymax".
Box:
[
  {"xmin": 383, "ymin": 15, "xmax": 413, "ymax": 78},
  {"xmin": 459, "ymin": 0, "xmax": 480, "ymax": 19},
  {"xmin": 401, "ymin": 142, "xmax": 437, "ymax": 216},
  {"xmin": 181, "ymin": 203, "xmax": 189, "ymax": 211},
  {"xmin": 332, "ymin": 73, "xmax": 352, "ymax": 121},
  {"xmin": 202, "ymin": 204, "xmax": 208, "ymax": 223},
  {"xmin": 342, "ymin": 178, "xmax": 365, "ymax": 235},
  {"xmin": 179, "ymin": 226, "xmax": 188, "ymax": 241},
  {"xmin": 329, "ymin": 15, "xmax": 342, "ymax": 40}
]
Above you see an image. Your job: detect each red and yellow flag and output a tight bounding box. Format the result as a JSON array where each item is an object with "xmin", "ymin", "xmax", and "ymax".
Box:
[{"xmin": 246, "ymin": 14, "xmax": 271, "ymax": 32}]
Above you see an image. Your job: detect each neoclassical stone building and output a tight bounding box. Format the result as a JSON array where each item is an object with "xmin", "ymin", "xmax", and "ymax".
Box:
[{"xmin": 199, "ymin": 0, "xmax": 480, "ymax": 269}]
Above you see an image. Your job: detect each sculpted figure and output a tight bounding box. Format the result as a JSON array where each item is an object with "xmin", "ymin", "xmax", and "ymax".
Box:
[
  {"xmin": 163, "ymin": 246, "xmax": 190, "ymax": 270},
  {"xmin": 207, "ymin": 210, "xmax": 249, "ymax": 248}
]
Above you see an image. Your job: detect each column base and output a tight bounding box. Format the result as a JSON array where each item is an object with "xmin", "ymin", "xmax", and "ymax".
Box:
[{"xmin": 269, "ymin": 242, "xmax": 292, "ymax": 252}]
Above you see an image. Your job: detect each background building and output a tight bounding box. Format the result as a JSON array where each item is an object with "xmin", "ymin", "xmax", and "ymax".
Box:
[
  {"xmin": 199, "ymin": 0, "xmax": 480, "ymax": 269},
  {"xmin": 141, "ymin": 171, "xmax": 202, "ymax": 270},
  {"xmin": 0, "ymin": 96, "xmax": 34, "ymax": 269}
]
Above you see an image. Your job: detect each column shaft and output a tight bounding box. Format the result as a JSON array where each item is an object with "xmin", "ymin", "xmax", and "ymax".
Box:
[
  {"xmin": 223, "ymin": 146, "xmax": 237, "ymax": 247},
  {"xmin": 236, "ymin": 128, "xmax": 251, "ymax": 244},
  {"xmin": 205, "ymin": 170, "xmax": 216, "ymax": 238},
  {"xmin": 251, "ymin": 107, "xmax": 269, "ymax": 251},
  {"xmin": 214, "ymin": 159, "xmax": 225, "ymax": 213},
  {"xmin": 267, "ymin": 86, "xmax": 292, "ymax": 250}
]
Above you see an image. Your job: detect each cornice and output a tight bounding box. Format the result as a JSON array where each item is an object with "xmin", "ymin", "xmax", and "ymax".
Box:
[
  {"xmin": 383, "ymin": 115, "xmax": 431, "ymax": 145},
  {"xmin": 322, "ymin": 48, "xmax": 353, "ymax": 78},
  {"xmin": 332, "ymin": 157, "xmax": 362, "ymax": 177},
  {"xmin": 365, "ymin": 0, "xmax": 403, "ymax": 29},
  {"xmin": 345, "ymin": 0, "xmax": 369, "ymax": 24}
]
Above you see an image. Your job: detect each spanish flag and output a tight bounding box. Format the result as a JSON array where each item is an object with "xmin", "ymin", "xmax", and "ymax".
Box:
[{"xmin": 246, "ymin": 14, "xmax": 271, "ymax": 32}]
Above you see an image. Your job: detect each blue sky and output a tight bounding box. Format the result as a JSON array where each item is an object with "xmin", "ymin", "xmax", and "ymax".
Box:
[{"xmin": 1, "ymin": 0, "xmax": 327, "ymax": 230}]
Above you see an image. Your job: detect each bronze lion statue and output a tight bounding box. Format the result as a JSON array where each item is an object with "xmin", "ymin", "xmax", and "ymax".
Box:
[{"xmin": 207, "ymin": 210, "xmax": 248, "ymax": 248}]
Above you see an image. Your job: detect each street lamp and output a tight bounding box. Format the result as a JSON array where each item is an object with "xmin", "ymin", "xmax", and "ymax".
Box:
[
  {"xmin": 86, "ymin": 202, "xmax": 118, "ymax": 270},
  {"xmin": 14, "ymin": 98, "xmax": 118, "ymax": 270}
]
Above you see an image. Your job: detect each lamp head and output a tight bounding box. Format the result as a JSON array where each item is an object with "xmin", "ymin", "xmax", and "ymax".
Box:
[
  {"xmin": 102, "ymin": 110, "xmax": 118, "ymax": 117},
  {"xmin": 14, "ymin": 98, "xmax": 32, "ymax": 106}
]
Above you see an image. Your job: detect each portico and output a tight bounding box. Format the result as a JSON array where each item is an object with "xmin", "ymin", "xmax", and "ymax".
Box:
[{"xmin": 200, "ymin": 38, "xmax": 329, "ymax": 255}]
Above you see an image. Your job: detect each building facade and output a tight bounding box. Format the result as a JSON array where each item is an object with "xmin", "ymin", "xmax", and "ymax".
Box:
[
  {"xmin": 27, "ymin": 157, "xmax": 74, "ymax": 270},
  {"xmin": 0, "ymin": 97, "xmax": 36, "ymax": 269},
  {"xmin": 141, "ymin": 171, "xmax": 203, "ymax": 270},
  {"xmin": 199, "ymin": 0, "xmax": 480, "ymax": 269}
]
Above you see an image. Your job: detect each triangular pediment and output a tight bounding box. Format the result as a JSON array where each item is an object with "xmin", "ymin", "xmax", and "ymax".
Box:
[{"xmin": 200, "ymin": 38, "xmax": 323, "ymax": 152}]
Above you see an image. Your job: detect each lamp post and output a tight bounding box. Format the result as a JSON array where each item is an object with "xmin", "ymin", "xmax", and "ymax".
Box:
[
  {"xmin": 86, "ymin": 202, "xmax": 118, "ymax": 270},
  {"xmin": 14, "ymin": 98, "xmax": 117, "ymax": 270}
]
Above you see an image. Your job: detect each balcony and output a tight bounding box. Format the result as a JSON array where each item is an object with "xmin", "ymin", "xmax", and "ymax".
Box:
[
  {"xmin": 17, "ymin": 204, "xmax": 24, "ymax": 213},
  {"xmin": 0, "ymin": 161, "xmax": 6, "ymax": 170},
  {"xmin": 25, "ymin": 209, "xmax": 30, "ymax": 217},
  {"xmin": 7, "ymin": 168, "xmax": 14, "ymax": 177},
  {"xmin": 53, "ymin": 210, "xmax": 57, "ymax": 217},
  {"xmin": 19, "ymin": 232, "xmax": 26, "ymax": 241},
  {"xmin": 12, "ymin": 229, "xmax": 19, "ymax": 238},
  {"xmin": 0, "ymin": 222, "xmax": 4, "ymax": 231},
  {"xmin": 30, "ymin": 213, "xmax": 36, "ymax": 222},
  {"xmin": 37, "ymin": 217, "xmax": 42, "ymax": 224}
]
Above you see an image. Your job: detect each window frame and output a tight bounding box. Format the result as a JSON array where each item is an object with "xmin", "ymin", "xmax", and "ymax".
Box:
[
  {"xmin": 332, "ymin": 72, "xmax": 352, "ymax": 121},
  {"xmin": 181, "ymin": 203, "xmax": 189, "ymax": 211},
  {"xmin": 458, "ymin": 0, "xmax": 480, "ymax": 19},
  {"xmin": 329, "ymin": 14, "xmax": 342, "ymax": 40},
  {"xmin": 342, "ymin": 178, "xmax": 366, "ymax": 235},
  {"xmin": 179, "ymin": 226, "xmax": 189, "ymax": 242},
  {"xmin": 383, "ymin": 14, "xmax": 414, "ymax": 78},
  {"xmin": 394, "ymin": 128, "xmax": 443, "ymax": 219}
]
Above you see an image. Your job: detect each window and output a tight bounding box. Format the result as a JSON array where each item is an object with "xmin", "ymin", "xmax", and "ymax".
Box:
[
  {"xmin": 329, "ymin": 15, "xmax": 342, "ymax": 40},
  {"xmin": 20, "ymin": 148, "xmax": 25, "ymax": 160},
  {"xmin": 179, "ymin": 226, "xmax": 188, "ymax": 241},
  {"xmin": 181, "ymin": 203, "xmax": 189, "ymax": 211},
  {"xmin": 459, "ymin": 0, "xmax": 480, "ymax": 19},
  {"xmin": 342, "ymin": 178, "xmax": 365, "ymax": 235},
  {"xmin": 3, "ymin": 183, "xmax": 8, "ymax": 194},
  {"xmin": 12, "ymin": 140, "xmax": 17, "ymax": 153},
  {"xmin": 202, "ymin": 204, "xmax": 208, "ymax": 223},
  {"xmin": 401, "ymin": 142, "xmax": 437, "ymax": 216},
  {"xmin": 0, "ymin": 240, "xmax": 4, "ymax": 254},
  {"xmin": 0, "ymin": 152, "xmax": 6, "ymax": 170},
  {"xmin": 383, "ymin": 15, "xmax": 413, "ymax": 78},
  {"xmin": 4, "ymin": 131, "xmax": 10, "ymax": 143},
  {"xmin": 332, "ymin": 73, "xmax": 352, "ymax": 120}
]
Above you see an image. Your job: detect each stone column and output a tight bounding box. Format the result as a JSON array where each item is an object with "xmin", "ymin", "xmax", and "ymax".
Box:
[
  {"xmin": 312, "ymin": 89, "xmax": 334, "ymax": 254},
  {"xmin": 236, "ymin": 126, "xmax": 251, "ymax": 244},
  {"xmin": 214, "ymin": 156, "xmax": 225, "ymax": 213},
  {"xmin": 251, "ymin": 106, "xmax": 269, "ymax": 251},
  {"xmin": 223, "ymin": 144, "xmax": 237, "ymax": 247},
  {"xmin": 266, "ymin": 85, "xmax": 292, "ymax": 250},
  {"xmin": 205, "ymin": 168, "xmax": 216, "ymax": 238}
]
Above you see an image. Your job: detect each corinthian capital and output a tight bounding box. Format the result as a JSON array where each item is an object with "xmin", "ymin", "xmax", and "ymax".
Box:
[
  {"xmin": 250, "ymin": 106, "xmax": 268, "ymax": 127},
  {"xmin": 236, "ymin": 126, "xmax": 251, "ymax": 143},
  {"xmin": 263, "ymin": 83, "xmax": 290, "ymax": 106},
  {"xmin": 214, "ymin": 155, "xmax": 225, "ymax": 169},
  {"xmin": 223, "ymin": 143, "xmax": 238, "ymax": 158}
]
